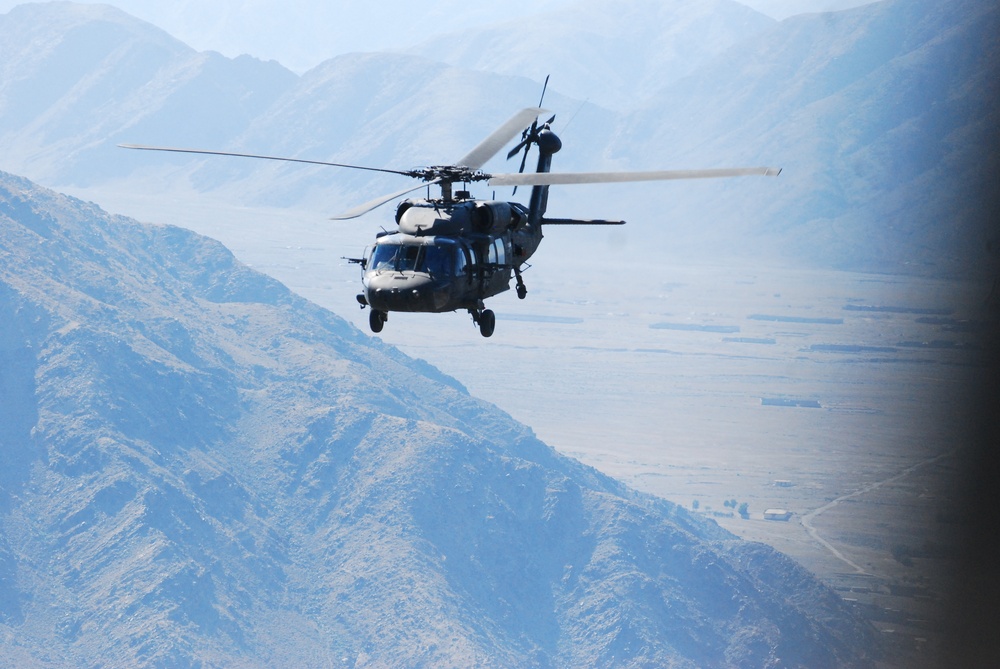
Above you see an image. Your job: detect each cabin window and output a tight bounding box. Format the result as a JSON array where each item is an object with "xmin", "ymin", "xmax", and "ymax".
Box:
[
  {"xmin": 486, "ymin": 239, "xmax": 507, "ymax": 266},
  {"xmin": 495, "ymin": 239, "xmax": 507, "ymax": 265}
]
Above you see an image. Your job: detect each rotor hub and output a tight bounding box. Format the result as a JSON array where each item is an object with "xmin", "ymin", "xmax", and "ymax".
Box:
[{"xmin": 408, "ymin": 166, "xmax": 492, "ymax": 183}]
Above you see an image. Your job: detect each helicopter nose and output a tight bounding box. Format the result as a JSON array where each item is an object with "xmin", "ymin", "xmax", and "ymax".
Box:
[{"xmin": 365, "ymin": 272, "xmax": 445, "ymax": 312}]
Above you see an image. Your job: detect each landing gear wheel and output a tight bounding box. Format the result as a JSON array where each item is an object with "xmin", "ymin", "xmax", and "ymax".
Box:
[
  {"xmin": 369, "ymin": 309, "xmax": 386, "ymax": 333},
  {"xmin": 479, "ymin": 309, "xmax": 495, "ymax": 338},
  {"xmin": 514, "ymin": 270, "xmax": 528, "ymax": 300}
]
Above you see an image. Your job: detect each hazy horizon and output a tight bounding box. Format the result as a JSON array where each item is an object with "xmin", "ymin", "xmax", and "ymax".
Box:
[{"xmin": 0, "ymin": 0, "xmax": 878, "ymax": 72}]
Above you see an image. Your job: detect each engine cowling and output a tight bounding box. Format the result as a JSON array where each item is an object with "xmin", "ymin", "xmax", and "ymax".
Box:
[{"xmin": 472, "ymin": 202, "xmax": 517, "ymax": 234}]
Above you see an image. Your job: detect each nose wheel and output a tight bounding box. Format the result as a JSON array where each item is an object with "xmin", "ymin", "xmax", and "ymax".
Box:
[
  {"xmin": 369, "ymin": 309, "xmax": 386, "ymax": 333},
  {"xmin": 470, "ymin": 308, "xmax": 496, "ymax": 337}
]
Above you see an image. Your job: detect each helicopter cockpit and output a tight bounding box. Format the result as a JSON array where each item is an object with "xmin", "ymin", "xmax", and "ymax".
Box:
[
  {"xmin": 362, "ymin": 233, "xmax": 471, "ymax": 315},
  {"xmin": 367, "ymin": 237, "xmax": 463, "ymax": 276}
]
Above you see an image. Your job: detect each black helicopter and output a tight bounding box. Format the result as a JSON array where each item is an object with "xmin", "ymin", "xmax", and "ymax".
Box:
[{"xmin": 123, "ymin": 98, "xmax": 779, "ymax": 337}]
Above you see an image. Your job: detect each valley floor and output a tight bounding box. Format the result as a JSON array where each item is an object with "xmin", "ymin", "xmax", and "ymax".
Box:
[{"xmin": 363, "ymin": 259, "xmax": 988, "ymax": 668}]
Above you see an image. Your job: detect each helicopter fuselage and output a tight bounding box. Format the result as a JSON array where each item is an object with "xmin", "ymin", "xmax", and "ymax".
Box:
[{"xmin": 358, "ymin": 198, "xmax": 543, "ymax": 326}]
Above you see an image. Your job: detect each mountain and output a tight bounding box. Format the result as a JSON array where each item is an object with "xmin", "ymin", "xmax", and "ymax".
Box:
[
  {"xmin": 0, "ymin": 2, "xmax": 296, "ymax": 185},
  {"xmin": 0, "ymin": 0, "xmax": 580, "ymax": 74},
  {"xmin": 0, "ymin": 170, "xmax": 879, "ymax": 666},
  {"xmin": 404, "ymin": 0, "xmax": 777, "ymax": 111},
  {"xmin": 0, "ymin": 0, "xmax": 996, "ymax": 281},
  {"xmin": 0, "ymin": 1, "xmax": 870, "ymax": 73},
  {"xmin": 190, "ymin": 52, "xmax": 619, "ymax": 210},
  {"xmin": 608, "ymin": 0, "xmax": 1000, "ymax": 277},
  {"xmin": 0, "ymin": 3, "xmax": 613, "ymax": 205}
]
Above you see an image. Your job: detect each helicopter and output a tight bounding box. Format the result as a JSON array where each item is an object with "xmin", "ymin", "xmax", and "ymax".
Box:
[{"xmin": 122, "ymin": 96, "xmax": 780, "ymax": 337}]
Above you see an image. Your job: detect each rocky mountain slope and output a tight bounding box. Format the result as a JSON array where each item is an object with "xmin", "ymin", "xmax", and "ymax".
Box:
[{"xmin": 0, "ymin": 171, "xmax": 879, "ymax": 666}]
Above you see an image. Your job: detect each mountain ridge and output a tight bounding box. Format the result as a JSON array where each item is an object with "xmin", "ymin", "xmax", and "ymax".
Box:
[
  {"xmin": 0, "ymin": 2, "xmax": 297, "ymax": 185},
  {"xmin": 403, "ymin": 0, "xmax": 777, "ymax": 111}
]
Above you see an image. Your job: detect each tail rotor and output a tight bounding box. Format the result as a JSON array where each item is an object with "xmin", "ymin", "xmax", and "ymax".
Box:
[{"xmin": 507, "ymin": 76, "xmax": 555, "ymax": 194}]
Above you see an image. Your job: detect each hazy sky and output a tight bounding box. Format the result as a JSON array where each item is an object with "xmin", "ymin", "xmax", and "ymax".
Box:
[{"xmin": 0, "ymin": 0, "xmax": 878, "ymax": 72}]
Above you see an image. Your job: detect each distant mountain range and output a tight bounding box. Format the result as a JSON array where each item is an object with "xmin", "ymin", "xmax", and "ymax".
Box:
[
  {"xmin": 0, "ymin": 170, "xmax": 878, "ymax": 665},
  {"xmin": 0, "ymin": 1, "xmax": 870, "ymax": 72},
  {"xmin": 403, "ymin": 0, "xmax": 776, "ymax": 109},
  {"xmin": 0, "ymin": 0, "xmax": 996, "ymax": 279}
]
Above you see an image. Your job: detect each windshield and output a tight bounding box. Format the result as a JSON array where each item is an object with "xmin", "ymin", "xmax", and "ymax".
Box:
[{"xmin": 369, "ymin": 243, "xmax": 455, "ymax": 275}]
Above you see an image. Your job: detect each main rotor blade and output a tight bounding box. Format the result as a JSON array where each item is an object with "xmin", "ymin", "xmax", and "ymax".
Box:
[
  {"xmin": 119, "ymin": 144, "xmax": 412, "ymax": 177},
  {"xmin": 487, "ymin": 166, "xmax": 782, "ymax": 186},
  {"xmin": 330, "ymin": 179, "xmax": 441, "ymax": 220},
  {"xmin": 454, "ymin": 107, "xmax": 548, "ymax": 170}
]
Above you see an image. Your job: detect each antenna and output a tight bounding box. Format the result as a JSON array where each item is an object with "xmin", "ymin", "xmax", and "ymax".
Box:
[{"xmin": 561, "ymin": 98, "xmax": 589, "ymax": 136}]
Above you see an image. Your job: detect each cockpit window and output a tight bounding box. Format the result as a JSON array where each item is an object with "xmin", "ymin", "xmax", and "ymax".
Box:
[
  {"xmin": 422, "ymin": 246, "xmax": 454, "ymax": 275},
  {"xmin": 370, "ymin": 243, "xmax": 404, "ymax": 271},
  {"xmin": 368, "ymin": 242, "xmax": 457, "ymax": 275},
  {"xmin": 399, "ymin": 245, "xmax": 421, "ymax": 271}
]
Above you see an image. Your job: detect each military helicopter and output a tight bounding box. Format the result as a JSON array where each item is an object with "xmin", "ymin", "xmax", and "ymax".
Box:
[{"xmin": 122, "ymin": 96, "xmax": 779, "ymax": 337}]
